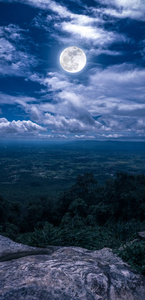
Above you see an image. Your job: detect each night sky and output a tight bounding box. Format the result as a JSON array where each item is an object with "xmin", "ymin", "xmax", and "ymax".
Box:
[{"xmin": 0, "ymin": 0, "xmax": 145, "ymax": 140}]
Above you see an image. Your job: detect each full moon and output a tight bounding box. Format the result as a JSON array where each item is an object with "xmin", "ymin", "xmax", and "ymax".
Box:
[{"xmin": 60, "ymin": 46, "xmax": 86, "ymax": 73}]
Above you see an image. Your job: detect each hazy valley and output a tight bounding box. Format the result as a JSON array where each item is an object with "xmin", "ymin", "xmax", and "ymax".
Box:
[{"xmin": 0, "ymin": 141, "xmax": 145, "ymax": 202}]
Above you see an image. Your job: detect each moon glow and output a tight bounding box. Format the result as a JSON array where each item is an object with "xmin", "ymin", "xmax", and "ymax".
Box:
[{"xmin": 60, "ymin": 46, "xmax": 86, "ymax": 73}]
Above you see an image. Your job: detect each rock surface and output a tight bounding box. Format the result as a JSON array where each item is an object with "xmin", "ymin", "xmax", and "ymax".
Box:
[
  {"xmin": 0, "ymin": 235, "xmax": 145, "ymax": 300},
  {"xmin": 138, "ymin": 231, "xmax": 145, "ymax": 239}
]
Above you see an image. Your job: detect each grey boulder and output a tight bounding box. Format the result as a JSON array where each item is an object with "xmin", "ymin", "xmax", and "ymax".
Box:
[{"xmin": 0, "ymin": 235, "xmax": 145, "ymax": 300}]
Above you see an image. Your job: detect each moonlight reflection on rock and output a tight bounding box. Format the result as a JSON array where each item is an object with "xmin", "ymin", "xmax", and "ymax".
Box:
[{"xmin": 60, "ymin": 46, "xmax": 86, "ymax": 73}]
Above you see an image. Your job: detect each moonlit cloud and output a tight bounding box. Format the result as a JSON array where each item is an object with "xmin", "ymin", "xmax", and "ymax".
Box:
[
  {"xmin": 97, "ymin": 0, "xmax": 145, "ymax": 21},
  {"xmin": 59, "ymin": 22, "xmax": 123, "ymax": 46},
  {"xmin": 28, "ymin": 0, "xmax": 128, "ymax": 52},
  {"xmin": 0, "ymin": 0, "xmax": 129, "ymax": 60},
  {"xmin": 0, "ymin": 93, "xmax": 38, "ymax": 105},
  {"xmin": 0, "ymin": 118, "xmax": 46, "ymax": 137},
  {"xmin": 43, "ymin": 113, "xmax": 97, "ymax": 133},
  {"xmin": 0, "ymin": 24, "xmax": 37, "ymax": 77},
  {"xmin": 25, "ymin": 64, "xmax": 145, "ymax": 138},
  {"xmin": 0, "ymin": 0, "xmax": 145, "ymax": 140}
]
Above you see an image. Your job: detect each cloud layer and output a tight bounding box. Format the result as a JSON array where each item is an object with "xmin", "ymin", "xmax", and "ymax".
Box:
[
  {"xmin": 0, "ymin": 24, "xmax": 37, "ymax": 77},
  {"xmin": 0, "ymin": 0, "xmax": 145, "ymax": 140},
  {"xmin": 0, "ymin": 118, "xmax": 46, "ymax": 137}
]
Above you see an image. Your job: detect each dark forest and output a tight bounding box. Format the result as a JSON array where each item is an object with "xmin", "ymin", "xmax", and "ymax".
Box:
[{"xmin": 1, "ymin": 172, "xmax": 145, "ymax": 275}]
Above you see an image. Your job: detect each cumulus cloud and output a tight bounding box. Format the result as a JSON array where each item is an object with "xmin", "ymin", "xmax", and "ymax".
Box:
[
  {"xmin": 43, "ymin": 113, "xmax": 98, "ymax": 133},
  {"xmin": 0, "ymin": 118, "xmax": 46, "ymax": 136},
  {"xmin": 26, "ymin": 64, "xmax": 145, "ymax": 139},
  {"xmin": 29, "ymin": 65, "xmax": 145, "ymax": 116}
]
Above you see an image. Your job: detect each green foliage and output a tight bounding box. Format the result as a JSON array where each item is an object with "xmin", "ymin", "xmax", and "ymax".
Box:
[
  {"xmin": 0, "ymin": 222, "xmax": 19, "ymax": 239},
  {"xmin": 0, "ymin": 172, "xmax": 145, "ymax": 275},
  {"xmin": 116, "ymin": 240, "xmax": 145, "ymax": 275},
  {"xmin": 68, "ymin": 198, "xmax": 87, "ymax": 217},
  {"xmin": 0, "ymin": 195, "xmax": 10, "ymax": 224},
  {"xmin": 17, "ymin": 222, "xmax": 61, "ymax": 247}
]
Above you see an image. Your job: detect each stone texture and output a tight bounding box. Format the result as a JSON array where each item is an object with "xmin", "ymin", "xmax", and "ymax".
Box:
[
  {"xmin": 0, "ymin": 235, "xmax": 55, "ymax": 262},
  {"xmin": 138, "ymin": 231, "xmax": 145, "ymax": 239},
  {"xmin": 0, "ymin": 235, "xmax": 145, "ymax": 300}
]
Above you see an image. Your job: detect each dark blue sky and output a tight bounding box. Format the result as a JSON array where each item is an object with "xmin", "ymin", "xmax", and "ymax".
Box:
[{"xmin": 0, "ymin": 0, "xmax": 145, "ymax": 140}]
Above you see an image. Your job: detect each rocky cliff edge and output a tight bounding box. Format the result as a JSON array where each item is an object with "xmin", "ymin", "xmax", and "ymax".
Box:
[{"xmin": 0, "ymin": 235, "xmax": 145, "ymax": 300}]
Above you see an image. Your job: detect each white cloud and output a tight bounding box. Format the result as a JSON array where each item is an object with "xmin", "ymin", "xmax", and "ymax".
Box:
[
  {"xmin": 1, "ymin": 24, "xmax": 25, "ymax": 41},
  {"xmin": 26, "ymin": 64, "xmax": 145, "ymax": 138},
  {"xmin": 27, "ymin": 0, "xmax": 128, "ymax": 51},
  {"xmin": 60, "ymin": 22, "xmax": 119, "ymax": 46},
  {"xmin": 0, "ymin": 38, "xmax": 14, "ymax": 61},
  {"xmin": 1, "ymin": 0, "xmax": 129, "ymax": 60},
  {"xmin": 89, "ymin": 48, "xmax": 123, "ymax": 56},
  {"xmin": 43, "ymin": 113, "xmax": 97, "ymax": 133},
  {"xmin": 7, "ymin": 0, "xmax": 98, "ymax": 24},
  {"xmin": 0, "ymin": 118, "xmax": 46, "ymax": 136},
  {"xmin": 101, "ymin": 133, "xmax": 123, "ymax": 138},
  {"xmin": 0, "ymin": 93, "xmax": 37, "ymax": 105},
  {"xmin": 0, "ymin": 24, "xmax": 37, "ymax": 77},
  {"xmin": 140, "ymin": 40, "xmax": 145, "ymax": 61},
  {"xmin": 1, "ymin": 0, "xmax": 145, "ymax": 140},
  {"xmin": 0, "ymin": 0, "xmax": 52, "ymax": 10},
  {"xmin": 98, "ymin": 0, "xmax": 145, "ymax": 21}
]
